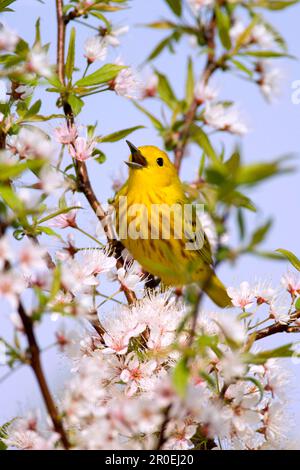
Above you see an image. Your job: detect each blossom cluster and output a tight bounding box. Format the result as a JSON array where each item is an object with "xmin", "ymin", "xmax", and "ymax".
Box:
[{"xmin": 3, "ymin": 271, "xmax": 300, "ymax": 450}]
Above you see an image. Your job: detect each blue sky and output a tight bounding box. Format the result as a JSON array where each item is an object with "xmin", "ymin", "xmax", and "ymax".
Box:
[{"xmin": 1, "ymin": 0, "xmax": 300, "ymax": 435}]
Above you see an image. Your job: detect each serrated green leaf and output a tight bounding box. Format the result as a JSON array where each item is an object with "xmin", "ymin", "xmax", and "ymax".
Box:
[
  {"xmin": 276, "ymin": 249, "xmax": 300, "ymax": 271},
  {"xmin": 75, "ymin": 64, "xmax": 124, "ymax": 87},
  {"xmin": 65, "ymin": 27, "xmax": 76, "ymax": 81}
]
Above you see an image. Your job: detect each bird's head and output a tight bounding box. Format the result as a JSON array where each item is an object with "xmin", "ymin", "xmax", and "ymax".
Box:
[{"xmin": 125, "ymin": 140, "xmax": 178, "ymax": 187}]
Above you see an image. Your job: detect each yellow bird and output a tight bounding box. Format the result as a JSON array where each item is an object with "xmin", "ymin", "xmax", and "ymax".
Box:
[{"xmin": 114, "ymin": 141, "xmax": 231, "ymax": 308}]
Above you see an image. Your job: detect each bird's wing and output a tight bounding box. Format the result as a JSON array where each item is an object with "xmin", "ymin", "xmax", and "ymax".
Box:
[{"xmin": 179, "ymin": 197, "xmax": 214, "ymax": 266}]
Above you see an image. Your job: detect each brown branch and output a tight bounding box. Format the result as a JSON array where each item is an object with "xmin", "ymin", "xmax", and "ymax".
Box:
[
  {"xmin": 156, "ymin": 404, "xmax": 171, "ymax": 450},
  {"xmin": 56, "ymin": 1, "xmax": 136, "ymax": 306},
  {"xmin": 17, "ymin": 301, "xmax": 70, "ymax": 449},
  {"xmin": 253, "ymin": 311, "xmax": 300, "ymax": 342},
  {"xmin": 56, "ymin": 0, "xmax": 65, "ymax": 84}
]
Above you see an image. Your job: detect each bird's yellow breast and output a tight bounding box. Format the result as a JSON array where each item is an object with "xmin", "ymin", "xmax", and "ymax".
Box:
[{"xmin": 115, "ymin": 181, "xmax": 208, "ymax": 286}]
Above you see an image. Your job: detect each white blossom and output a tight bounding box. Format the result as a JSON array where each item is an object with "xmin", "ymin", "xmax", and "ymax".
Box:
[
  {"xmin": 0, "ymin": 23, "xmax": 19, "ymax": 51},
  {"xmin": 84, "ymin": 36, "xmax": 107, "ymax": 63},
  {"xmin": 204, "ymin": 103, "xmax": 248, "ymax": 135},
  {"xmin": 227, "ymin": 281, "xmax": 255, "ymax": 310}
]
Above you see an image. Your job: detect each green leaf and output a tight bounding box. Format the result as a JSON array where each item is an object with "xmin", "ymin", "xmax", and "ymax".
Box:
[
  {"xmin": 0, "ymin": 0, "xmax": 17, "ymax": 12},
  {"xmin": 65, "ymin": 27, "xmax": 76, "ymax": 81},
  {"xmin": 156, "ymin": 71, "xmax": 178, "ymax": 110},
  {"xmin": 237, "ymin": 208, "xmax": 246, "ymax": 241},
  {"xmin": 239, "ymin": 50, "xmax": 293, "ymax": 58},
  {"xmin": 215, "ymin": 6, "xmax": 232, "ymax": 50},
  {"xmin": 295, "ymin": 297, "xmax": 300, "ymax": 310},
  {"xmin": 33, "ymin": 18, "xmax": 41, "ymax": 47},
  {"xmin": 172, "ymin": 358, "xmax": 189, "ymax": 397},
  {"xmin": 244, "ymin": 343, "xmax": 296, "ymax": 364},
  {"xmin": 37, "ymin": 226, "xmax": 62, "ymax": 239},
  {"xmin": 49, "ymin": 264, "xmax": 61, "ymax": 301},
  {"xmin": 230, "ymin": 58, "xmax": 253, "ymax": 77},
  {"xmin": 190, "ymin": 124, "xmax": 219, "ymax": 165},
  {"xmin": 236, "ymin": 158, "xmax": 293, "ymax": 186},
  {"xmin": 22, "ymin": 113, "xmax": 65, "ymax": 122},
  {"xmin": 24, "ymin": 99, "xmax": 42, "ymax": 119},
  {"xmin": 249, "ymin": 220, "xmax": 272, "ymax": 247},
  {"xmin": 255, "ymin": 0, "xmax": 299, "ymax": 10},
  {"xmin": 276, "ymin": 249, "xmax": 300, "ymax": 271},
  {"xmin": 93, "ymin": 149, "xmax": 106, "ymax": 164},
  {"xmin": 185, "ymin": 57, "xmax": 194, "ymax": 107},
  {"xmin": 75, "ymin": 64, "xmax": 124, "ymax": 87},
  {"xmin": 133, "ymin": 102, "xmax": 164, "ymax": 130},
  {"xmin": 224, "ymin": 190, "xmax": 256, "ymax": 212},
  {"xmin": 0, "ymin": 160, "xmax": 43, "ymax": 180},
  {"xmin": 96, "ymin": 125, "xmax": 144, "ymax": 143},
  {"xmin": 0, "ymin": 185, "xmax": 24, "ymax": 212},
  {"xmin": 67, "ymin": 95, "xmax": 84, "ymax": 115},
  {"xmin": 146, "ymin": 34, "xmax": 174, "ymax": 61},
  {"xmin": 165, "ymin": 0, "xmax": 182, "ymax": 16}
]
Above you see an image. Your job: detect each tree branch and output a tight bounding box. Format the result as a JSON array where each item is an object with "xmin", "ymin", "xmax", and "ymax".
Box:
[
  {"xmin": 56, "ymin": 0, "xmax": 136, "ymax": 306},
  {"xmin": 253, "ymin": 311, "xmax": 300, "ymax": 341},
  {"xmin": 17, "ymin": 301, "xmax": 70, "ymax": 449}
]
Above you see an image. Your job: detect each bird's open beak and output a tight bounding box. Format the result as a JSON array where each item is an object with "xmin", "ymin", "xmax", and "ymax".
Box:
[{"xmin": 124, "ymin": 140, "xmax": 147, "ymax": 169}]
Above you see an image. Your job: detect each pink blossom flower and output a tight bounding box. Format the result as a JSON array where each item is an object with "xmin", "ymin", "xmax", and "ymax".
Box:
[
  {"xmin": 26, "ymin": 48, "xmax": 52, "ymax": 77},
  {"xmin": 18, "ymin": 241, "xmax": 47, "ymax": 274},
  {"xmin": 84, "ymin": 36, "xmax": 107, "ymax": 63},
  {"xmin": 164, "ymin": 422, "xmax": 197, "ymax": 450},
  {"xmin": 99, "ymin": 307, "xmax": 146, "ymax": 355},
  {"xmin": 120, "ymin": 352, "xmax": 157, "ymax": 396},
  {"xmin": 54, "ymin": 123, "xmax": 78, "ymax": 145},
  {"xmin": 80, "ymin": 248, "xmax": 116, "ymax": 275},
  {"xmin": 0, "ymin": 24, "xmax": 19, "ymax": 52},
  {"xmin": 69, "ymin": 137, "xmax": 96, "ymax": 162},
  {"xmin": 116, "ymin": 261, "xmax": 142, "ymax": 290},
  {"xmin": 49, "ymin": 208, "xmax": 78, "ymax": 229},
  {"xmin": 112, "ymin": 60, "xmax": 141, "ymax": 99},
  {"xmin": 227, "ymin": 281, "xmax": 255, "ymax": 310},
  {"xmin": 281, "ymin": 271, "xmax": 300, "ymax": 296},
  {"xmin": 0, "ymin": 270, "xmax": 26, "ymax": 307}
]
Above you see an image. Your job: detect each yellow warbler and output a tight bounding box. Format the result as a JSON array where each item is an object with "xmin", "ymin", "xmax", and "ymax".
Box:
[{"xmin": 114, "ymin": 141, "xmax": 231, "ymax": 308}]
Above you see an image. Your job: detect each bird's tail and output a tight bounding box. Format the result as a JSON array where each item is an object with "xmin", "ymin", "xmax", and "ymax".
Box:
[{"xmin": 203, "ymin": 272, "xmax": 232, "ymax": 308}]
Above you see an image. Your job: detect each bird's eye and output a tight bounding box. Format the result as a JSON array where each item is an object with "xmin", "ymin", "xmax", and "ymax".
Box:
[{"xmin": 156, "ymin": 157, "xmax": 164, "ymax": 167}]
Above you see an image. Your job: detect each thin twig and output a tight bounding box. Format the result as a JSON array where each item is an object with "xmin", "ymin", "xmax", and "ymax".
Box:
[
  {"xmin": 252, "ymin": 311, "xmax": 300, "ymax": 342},
  {"xmin": 17, "ymin": 302, "xmax": 70, "ymax": 449},
  {"xmin": 156, "ymin": 404, "xmax": 171, "ymax": 450},
  {"xmin": 55, "ymin": 0, "xmax": 136, "ymax": 305}
]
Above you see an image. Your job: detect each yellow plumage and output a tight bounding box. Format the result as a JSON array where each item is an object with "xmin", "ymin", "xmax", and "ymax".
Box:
[{"xmin": 114, "ymin": 142, "xmax": 231, "ymax": 308}]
